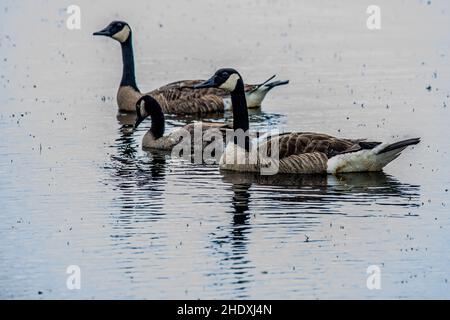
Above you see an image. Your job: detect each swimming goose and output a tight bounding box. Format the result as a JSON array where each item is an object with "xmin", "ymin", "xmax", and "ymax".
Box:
[
  {"xmin": 93, "ymin": 21, "xmax": 289, "ymax": 114},
  {"xmin": 134, "ymin": 95, "xmax": 231, "ymax": 150},
  {"xmin": 194, "ymin": 68, "xmax": 420, "ymax": 174}
]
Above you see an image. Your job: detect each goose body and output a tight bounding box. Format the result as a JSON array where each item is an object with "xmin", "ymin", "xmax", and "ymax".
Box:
[
  {"xmin": 193, "ymin": 68, "xmax": 420, "ymax": 175},
  {"xmin": 141, "ymin": 121, "xmax": 230, "ymax": 151},
  {"xmin": 134, "ymin": 95, "xmax": 231, "ymax": 151},
  {"xmin": 94, "ymin": 21, "xmax": 289, "ymax": 114},
  {"xmin": 220, "ymin": 132, "xmax": 420, "ymax": 174}
]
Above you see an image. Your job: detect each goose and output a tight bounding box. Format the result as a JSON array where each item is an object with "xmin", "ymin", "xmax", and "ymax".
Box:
[
  {"xmin": 134, "ymin": 95, "xmax": 231, "ymax": 151},
  {"xmin": 93, "ymin": 21, "xmax": 289, "ymax": 114},
  {"xmin": 193, "ymin": 68, "xmax": 420, "ymax": 174}
]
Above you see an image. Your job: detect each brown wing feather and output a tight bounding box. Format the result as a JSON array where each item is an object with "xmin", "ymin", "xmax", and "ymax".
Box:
[
  {"xmin": 150, "ymin": 92, "xmax": 225, "ymax": 115},
  {"xmin": 145, "ymin": 80, "xmax": 262, "ymax": 114},
  {"xmin": 150, "ymin": 79, "xmax": 259, "ymax": 97},
  {"xmin": 147, "ymin": 80, "xmax": 229, "ymax": 99},
  {"xmin": 278, "ymin": 152, "xmax": 329, "ymax": 174},
  {"xmin": 263, "ymin": 132, "xmax": 368, "ymax": 159}
]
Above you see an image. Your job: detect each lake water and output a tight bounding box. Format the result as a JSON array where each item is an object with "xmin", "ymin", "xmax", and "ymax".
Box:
[{"xmin": 0, "ymin": 0, "xmax": 449, "ymax": 299}]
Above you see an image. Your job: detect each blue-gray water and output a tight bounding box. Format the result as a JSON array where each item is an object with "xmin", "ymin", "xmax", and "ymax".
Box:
[{"xmin": 0, "ymin": 0, "xmax": 449, "ymax": 299}]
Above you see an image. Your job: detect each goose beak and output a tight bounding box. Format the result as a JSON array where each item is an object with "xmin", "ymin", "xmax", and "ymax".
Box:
[
  {"xmin": 134, "ymin": 106, "xmax": 144, "ymax": 129},
  {"xmin": 193, "ymin": 77, "xmax": 218, "ymax": 89},
  {"xmin": 93, "ymin": 27, "xmax": 113, "ymax": 37},
  {"xmin": 134, "ymin": 117, "xmax": 144, "ymax": 129}
]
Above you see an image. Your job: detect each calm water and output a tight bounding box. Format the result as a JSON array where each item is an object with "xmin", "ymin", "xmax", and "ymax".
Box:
[{"xmin": 1, "ymin": 0, "xmax": 450, "ymax": 299}]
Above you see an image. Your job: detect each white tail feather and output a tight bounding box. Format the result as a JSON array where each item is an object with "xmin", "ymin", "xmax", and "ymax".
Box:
[
  {"xmin": 327, "ymin": 140, "xmax": 418, "ymax": 174},
  {"xmin": 223, "ymin": 78, "xmax": 289, "ymax": 109},
  {"xmin": 224, "ymin": 87, "xmax": 278, "ymax": 110}
]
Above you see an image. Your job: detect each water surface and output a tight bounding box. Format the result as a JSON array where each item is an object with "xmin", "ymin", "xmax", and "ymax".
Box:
[{"xmin": 0, "ymin": 0, "xmax": 449, "ymax": 299}]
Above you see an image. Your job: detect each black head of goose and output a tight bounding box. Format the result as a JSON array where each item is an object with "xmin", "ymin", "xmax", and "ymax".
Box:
[
  {"xmin": 195, "ymin": 69, "xmax": 250, "ymax": 132},
  {"xmin": 134, "ymin": 95, "xmax": 231, "ymax": 151},
  {"xmin": 94, "ymin": 21, "xmax": 289, "ymax": 114},
  {"xmin": 194, "ymin": 68, "xmax": 420, "ymax": 175}
]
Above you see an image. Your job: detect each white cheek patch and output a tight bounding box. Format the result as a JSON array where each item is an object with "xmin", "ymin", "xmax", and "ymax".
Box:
[
  {"xmin": 219, "ymin": 73, "xmax": 240, "ymax": 91},
  {"xmin": 139, "ymin": 103, "xmax": 148, "ymax": 118},
  {"xmin": 112, "ymin": 25, "xmax": 131, "ymax": 43}
]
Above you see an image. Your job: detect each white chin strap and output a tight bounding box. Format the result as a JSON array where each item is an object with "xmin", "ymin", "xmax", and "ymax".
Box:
[
  {"xmin": 112, "ymin": 25, "xmax": 131, "ymax": 43},
  {"xmin": 139, "ymin": 103, "xmax": 147, "ymax": 118},
  {"xmin": 219, "ymin": 73, "xmax": 240, "ymax": 92}
]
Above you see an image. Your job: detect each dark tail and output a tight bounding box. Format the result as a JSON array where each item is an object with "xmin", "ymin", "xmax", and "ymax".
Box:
[
  {"xmin": 264, "ymin": 79, "xmax": 290, "ymax": 90},
  {"xmin": 377, "ymin": 138, "xmax": 421, "ymax": 155},
  {"xmin": 250, "ymin": 75, "xmax": 289, "ymax": 93},
  {"xmin": 254, "ymin": 75, "xmax": 276, "ymax": 89}
]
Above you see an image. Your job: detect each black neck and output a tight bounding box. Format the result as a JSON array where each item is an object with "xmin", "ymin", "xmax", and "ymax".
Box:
[
  {"xmin": 231, "ymin": 78, "xmax": 250, "ymax": 150},
  {"xmin": 231, "ymin": 78, "xmax": 249, "ymax": 132},
  {"xmin": 120, "ymin": 36, "xmax": 139, "ymax": 91},
  {"xmin": 149, "ymin": 105, "xmax": 165, "ymax": 139}
]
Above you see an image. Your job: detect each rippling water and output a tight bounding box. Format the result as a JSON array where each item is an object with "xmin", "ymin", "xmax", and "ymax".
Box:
[{"xmin": 1, "ymin": 0, "xmax": 450, "ymax": 299}]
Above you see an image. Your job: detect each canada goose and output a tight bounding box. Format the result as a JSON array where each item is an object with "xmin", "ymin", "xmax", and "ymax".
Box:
[
  {"xmin": 194, "ymin": 68, "xmax": 420, "ymax": 174},
  {"xmin": 93, "ymin": 21, "xmax": 289, "ymax": 114},
  {"xmin": 134, "ymin": 95, "xmax": 231, "ymax": 150}
]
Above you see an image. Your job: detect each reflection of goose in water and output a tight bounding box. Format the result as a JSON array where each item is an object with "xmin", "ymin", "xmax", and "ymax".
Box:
[
  {"xmin": 210, "ymin": 183, "xmax": 253, "ymax": 298},
  {"xmin": 104, "ymin": 119, "xmax": 169, "ymax": 226},
  {"xmin": 161, "ymin": 107, "xmax": 285, "ymax": 130},
  {"xmin": 221, "ymin": 171, "xmax": 421, "ymax": 213},
  {"xmin": 116, "ymin": 112, "xmax": 137, "ymax": 127},
  {"xmin": 226, "ymin": 108, "xmax": 286, "ymax": 132},
  {"xmin": 206, "ymin": 172, "xmax": 420, "ymax": 297},
  {"xmin": 101, "ymin": 125, "xmax": 169, "ymax": 280}
]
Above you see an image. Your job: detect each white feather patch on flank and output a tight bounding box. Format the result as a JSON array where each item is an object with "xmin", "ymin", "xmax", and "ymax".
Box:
[
  {"xmin": 327, "ymin": 143, "xmax": 407, "ymax": 174},
  {"xmin": 327, "ymin": 150, "xmax": 375, "ymax": 174},
  {"xmin": 112, "ymin": 25, "xmax": 131, "ymax": 43},
  {"xmin": 219, "ymin": 73, "xmax": 240, "ymax": 92}
]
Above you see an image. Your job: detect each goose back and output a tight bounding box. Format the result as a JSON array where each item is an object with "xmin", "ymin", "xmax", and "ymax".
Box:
[
  {"xmin": 262, "ymin": 132, "xmax": 372, "ymax": 159},
  {"xmin": 117, "ymin": 80, "xmax": 272, "ymax": 114},
  {"xmin": 147, "ymin": 80, "xmax": 267, "ymax": 114},
  {"xmin": 143, "ymin": 122, "xmax": 231, "ymax": 150}
]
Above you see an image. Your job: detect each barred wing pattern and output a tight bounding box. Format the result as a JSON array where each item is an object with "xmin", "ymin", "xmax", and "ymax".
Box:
[
  {"xmin": 261, "ymin": 132, "xmax": 381, "ymax": 174},
  {"xmin": 147, "ymin": 80, "xmax": 260, "ymax": 115}
]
